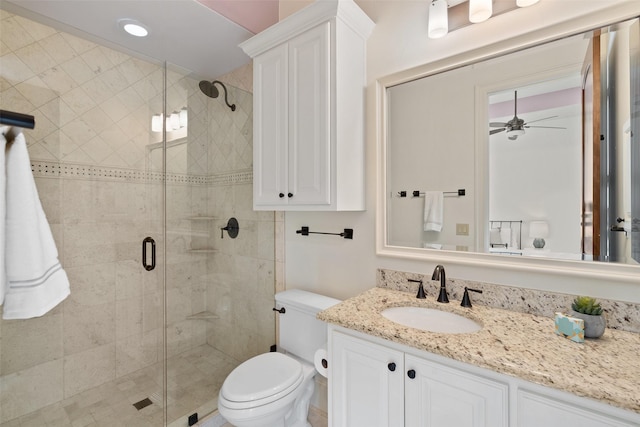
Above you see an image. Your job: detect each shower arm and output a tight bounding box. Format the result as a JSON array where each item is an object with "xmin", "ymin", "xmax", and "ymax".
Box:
[{"xmin": 212, "ymin": 80, "xmax": 236, "ymax": 112}]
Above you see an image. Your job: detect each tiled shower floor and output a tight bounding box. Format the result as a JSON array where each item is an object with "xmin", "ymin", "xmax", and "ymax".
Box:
[{"xmin": 1, "ymin": 344, "xmax": 238, "ymax": 427}]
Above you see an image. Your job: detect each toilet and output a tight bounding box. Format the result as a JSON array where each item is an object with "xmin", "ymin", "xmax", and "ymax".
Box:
[{"xmin": 218, "ymin": 290, "xmax": 340, "ymax": 427}]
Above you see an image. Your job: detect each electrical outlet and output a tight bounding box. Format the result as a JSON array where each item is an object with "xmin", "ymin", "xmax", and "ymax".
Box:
[{"xmin": 456, "ymin": 223, "xmax": 469, "ymax": 236}]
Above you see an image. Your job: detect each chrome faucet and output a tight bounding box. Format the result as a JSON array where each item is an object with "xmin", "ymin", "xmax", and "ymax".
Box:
[{"xmin": 431, "ymin": 265, "xmax": 449, "ymax": 303}]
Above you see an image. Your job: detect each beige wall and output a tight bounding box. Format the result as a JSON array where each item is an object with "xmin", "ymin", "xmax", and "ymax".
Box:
[{"xmin": 281, "ymin": 0, "xmax": 640, "ymax": 303}]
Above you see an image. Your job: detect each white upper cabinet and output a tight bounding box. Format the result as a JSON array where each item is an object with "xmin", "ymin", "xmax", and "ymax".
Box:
[{"xmin": 240, "ymin": 0, "xmax": 374, "ymax": 211}]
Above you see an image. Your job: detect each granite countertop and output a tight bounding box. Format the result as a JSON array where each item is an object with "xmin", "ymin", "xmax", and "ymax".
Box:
[{"xmin": 318, "ymin": 287, "xmax": 640, "ymax": 414}]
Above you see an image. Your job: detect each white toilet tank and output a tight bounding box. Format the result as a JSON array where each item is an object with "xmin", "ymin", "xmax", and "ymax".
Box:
[{"xmin": 275, "ymin": 290, "xmax": 341, "ymax": 364}]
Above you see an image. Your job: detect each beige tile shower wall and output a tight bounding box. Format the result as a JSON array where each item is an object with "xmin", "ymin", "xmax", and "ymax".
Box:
[
  {"xmin": 1, "ymin": 9, "xmax": 277, "ymax": 424},
  {"xmin": 205, "ymin": 183, "xmax": 277, "ymax": 361},
  {"xmin": 0, "ymin": 11, "xmax": 165, "ymax": 423},
  {"xmin": 0, "ymin": 12, "xmax": 164, "ymax": 169},
  {"xmin": 0, "ymin": 177, "xmax": 165, "ymax": 424}
]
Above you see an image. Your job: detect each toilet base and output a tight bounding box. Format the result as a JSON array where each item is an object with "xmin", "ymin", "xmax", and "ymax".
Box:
[{"xmin": 219, "ymin": 370, "xmax": 316, "ymax": 427}]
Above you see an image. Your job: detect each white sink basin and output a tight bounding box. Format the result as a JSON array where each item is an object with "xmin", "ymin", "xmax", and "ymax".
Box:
[{"xmin": 381, "ymin": 306, "xmax": 481, "ymax": 334}]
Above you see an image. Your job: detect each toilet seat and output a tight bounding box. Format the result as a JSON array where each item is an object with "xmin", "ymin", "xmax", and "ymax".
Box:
[{"xmin": 220, "ymin": 352, "xmax": 304, "ymax": 410}]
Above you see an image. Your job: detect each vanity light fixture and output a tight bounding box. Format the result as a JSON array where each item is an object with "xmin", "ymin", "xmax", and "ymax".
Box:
[
  {"xmin": 428, "ymin": 0, "xmax": 449, "ymax": 39},
  {"xmin": 118, "ymin": 19, "xmax": 149, "ymax": 37},
  {"xmin": 431, "ymin": 0, "xmax": 541, "ymax": 39},
  {"xmin": 151, "ymin": 114, "xmax": 163, "ymax": 132},
  {"xmin": 151, "ymin": 107, "xmax": 188, "ymax": 133},
  {"xmin": 469, "ymin": 0, "xmax": 492, "ymax": 23},
  {"xmin": 516, "ymin": 0, "xmax": 539, "ymax": 7}
]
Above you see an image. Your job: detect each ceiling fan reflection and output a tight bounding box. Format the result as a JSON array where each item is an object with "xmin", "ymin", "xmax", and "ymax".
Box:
[{"xmin": 489, "ymin": 90, "xmax": 566, "ymax": 140}]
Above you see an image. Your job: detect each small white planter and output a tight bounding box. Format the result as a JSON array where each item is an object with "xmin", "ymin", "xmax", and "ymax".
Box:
[{"xmin": 571, "ymin": 311, "xmax": 606, "ymax": 338}]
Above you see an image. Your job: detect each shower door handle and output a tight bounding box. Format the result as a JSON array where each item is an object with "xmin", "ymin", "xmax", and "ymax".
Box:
[{"xmin": 142, "ymin": 237, "xmax": 156, "ymax": 271}]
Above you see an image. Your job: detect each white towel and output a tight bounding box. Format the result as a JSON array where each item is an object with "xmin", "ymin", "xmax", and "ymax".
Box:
[
  {"xmin": 423, "ymin": 242, "xmax": 443, "ymax": 249},
  {"xmin": 423, "ymin": 191, "xmax": 444, "ymax": 232},
  {"xmin": 2, "ymin": 130, "xmax": 70, "ymax": 319}
]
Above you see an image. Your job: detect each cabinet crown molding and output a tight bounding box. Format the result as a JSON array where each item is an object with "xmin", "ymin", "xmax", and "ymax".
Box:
[{"xmin": 240, "ymin": 0, "xmax": 375, "ymax": 58}]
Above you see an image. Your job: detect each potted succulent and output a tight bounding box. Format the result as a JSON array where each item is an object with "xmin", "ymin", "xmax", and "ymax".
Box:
[{"xmin": 571, "ymin": 296, "xmax": 606, "ymax": 338}]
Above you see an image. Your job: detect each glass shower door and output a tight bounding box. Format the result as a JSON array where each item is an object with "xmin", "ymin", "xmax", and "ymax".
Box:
[
  {"xmin": 163, "ymin": 66, "xmax": 276, "ymax": 426},
  {"xmin": 0, "ymin": 10, "xmax": 166, "ymax": 426}
]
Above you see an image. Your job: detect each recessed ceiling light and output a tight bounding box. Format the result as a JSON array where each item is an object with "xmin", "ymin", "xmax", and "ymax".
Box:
[{"xmin": 118, "ymin": 19, "xmax": 149, "ymax": 37}]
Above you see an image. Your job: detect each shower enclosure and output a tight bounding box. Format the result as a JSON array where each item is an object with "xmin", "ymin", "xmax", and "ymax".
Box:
[{"xmin": 0, "ymin": 10, "xmax": 276, "ymax": 427}]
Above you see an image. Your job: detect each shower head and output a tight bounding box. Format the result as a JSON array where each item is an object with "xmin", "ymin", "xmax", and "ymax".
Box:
[{"xmin": 199, "ymin": 80, "xmax": 236, "ymax": 111}]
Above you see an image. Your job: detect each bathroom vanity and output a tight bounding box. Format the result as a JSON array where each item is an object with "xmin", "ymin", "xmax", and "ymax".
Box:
[{"xmin": 319, "ymin": 287, "xmax": 640, "ymax": 427}]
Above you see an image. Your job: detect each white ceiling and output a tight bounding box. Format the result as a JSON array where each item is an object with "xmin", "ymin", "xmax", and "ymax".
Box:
[{"xmin": 3, "ymin": 0, "xmax": 257, "ymax": 80}]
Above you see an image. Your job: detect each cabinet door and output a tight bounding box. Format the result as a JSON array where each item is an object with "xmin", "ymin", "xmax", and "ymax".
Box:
[
  {"xmin": 404, "ymin": 354, "xmax": 508, "ymax": 427},
  {"xmin": 330, "ymin": 331, "xmax": 404, "ymax": 427},
  {"xmin": 253, "ymin": 43, "xmax": 288, "ymax": 207},
  {"xmin": 288, "ymin": 22, "xmax": 331, "ymax": 206},
  {"xmin": 518, "ymin": 389, "xmax": 639, "ymax": 427}
]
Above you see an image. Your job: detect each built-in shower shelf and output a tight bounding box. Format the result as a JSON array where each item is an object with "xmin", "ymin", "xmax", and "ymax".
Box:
[
  {"xmin": 187, "ymin": 248, "xmax": 218, "ymax": 254},
  {"xmin": 187, "ymin": 311, "xmax": 219, "ymax": 320}
]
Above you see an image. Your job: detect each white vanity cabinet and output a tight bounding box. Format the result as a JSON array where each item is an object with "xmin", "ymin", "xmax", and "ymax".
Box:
[
  {"xmin": 240, "ymin": 0, "xmax": 374, "ymax": 211},
  {"xmin": 516, "ymin": 387, "xmax": 640, "ymax": 427},
  {"xmin": 328, "ymin": 325, "xmax": 640, "ymax": 427},
  {"xmin": 329, "ymin": 328, "xmax": 508, "ymax": 427},
  {"xmin": 404, "ymin": 354, "xmax": 508, "ymax": 427},
  {"xmin": 331, "ymin": 328, "xmax": 405, "ymax": 427}
]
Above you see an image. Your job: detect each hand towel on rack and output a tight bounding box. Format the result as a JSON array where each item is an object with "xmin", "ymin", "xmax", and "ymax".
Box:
[
  {"xmin": 423, "ymin": 191, "xmax": 444, "ymax": 232},
  {"xmin": 2, "ymin": 131, "xmax": 70, "ymax": 319}
]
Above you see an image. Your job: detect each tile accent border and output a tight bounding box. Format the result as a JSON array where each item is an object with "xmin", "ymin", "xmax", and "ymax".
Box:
[
  {"xmin": 377, "ymin": 268, "xmax": 640, "ymax": 334},
  {"xmin": 31, "ymin": 160, "xmax": 252, "ymax": 186}
]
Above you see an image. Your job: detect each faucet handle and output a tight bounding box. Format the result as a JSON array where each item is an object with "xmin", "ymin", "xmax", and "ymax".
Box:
[
  {"xmin": 461, "ymin": 287, "xmax": 483, "ymax": 308},
  {"xmin": 408, "ymin": 279, "xmax": 426, "ymax": 299}
]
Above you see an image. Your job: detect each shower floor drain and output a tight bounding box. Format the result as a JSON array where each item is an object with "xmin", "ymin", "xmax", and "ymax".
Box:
[{"xmin": 133, "ymin": 397, "xmax": 153, "ymax": 410}]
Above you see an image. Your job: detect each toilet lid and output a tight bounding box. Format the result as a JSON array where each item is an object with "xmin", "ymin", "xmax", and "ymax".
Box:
[{"xmin": 221, "ymin": 352, "xmax": 303, "ymax": 404}]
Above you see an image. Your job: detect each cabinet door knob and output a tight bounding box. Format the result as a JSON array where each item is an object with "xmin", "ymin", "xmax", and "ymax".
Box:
[
  {"xmin": 279, "ymin": 193, "xmax": 285, "ymax": 198},
  {"xmin": 387, "ymin": 362, "xmax": 396, "ymax": 372},
  {"xmin": 287, "ymin": 192, "xmax": 293, "ymax": 198},
  {"xmin": 407, "ymin": 369, "xmax": 416, "ymax": 379}
]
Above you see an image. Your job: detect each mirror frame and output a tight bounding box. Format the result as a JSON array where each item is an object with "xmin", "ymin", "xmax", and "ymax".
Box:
[{"xmin": 376, "ymin": 4, "xmax": 640, "ymax": 286}]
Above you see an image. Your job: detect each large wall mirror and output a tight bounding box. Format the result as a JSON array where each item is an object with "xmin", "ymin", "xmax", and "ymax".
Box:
[{"xmin": 381, "ymin": 16, "xmax": 639, "ymax": 280}]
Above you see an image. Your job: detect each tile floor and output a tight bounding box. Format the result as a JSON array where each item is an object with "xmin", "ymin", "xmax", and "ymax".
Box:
[{"xmin": 1, "ymin": 344, "xmax": 238, "ymax": 427}]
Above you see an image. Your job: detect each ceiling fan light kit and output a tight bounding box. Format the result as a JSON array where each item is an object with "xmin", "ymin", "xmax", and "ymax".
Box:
[
  {"xmin": 428, "ymin": 0, "xmax": 540, "ymax": 40},
  {"xmin": 489, "ymin": 90, "xmax": 566, "ymax": 140}
]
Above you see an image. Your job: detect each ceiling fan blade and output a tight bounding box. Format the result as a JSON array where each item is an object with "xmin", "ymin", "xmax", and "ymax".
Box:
[
  {"xmin": 524, "ymin": 125, "xmax": 566, "ymax": 129},
  {"xmin": 490, "ymin": 128, "xmax": 506, "ymax": 135},
  {"xmin": 489, "ymin": 122, "xmax": 508, "ymax": 127},
  {"xmin": 524, "ymin": 115, "xmax": 558, "ymax": 125}
]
